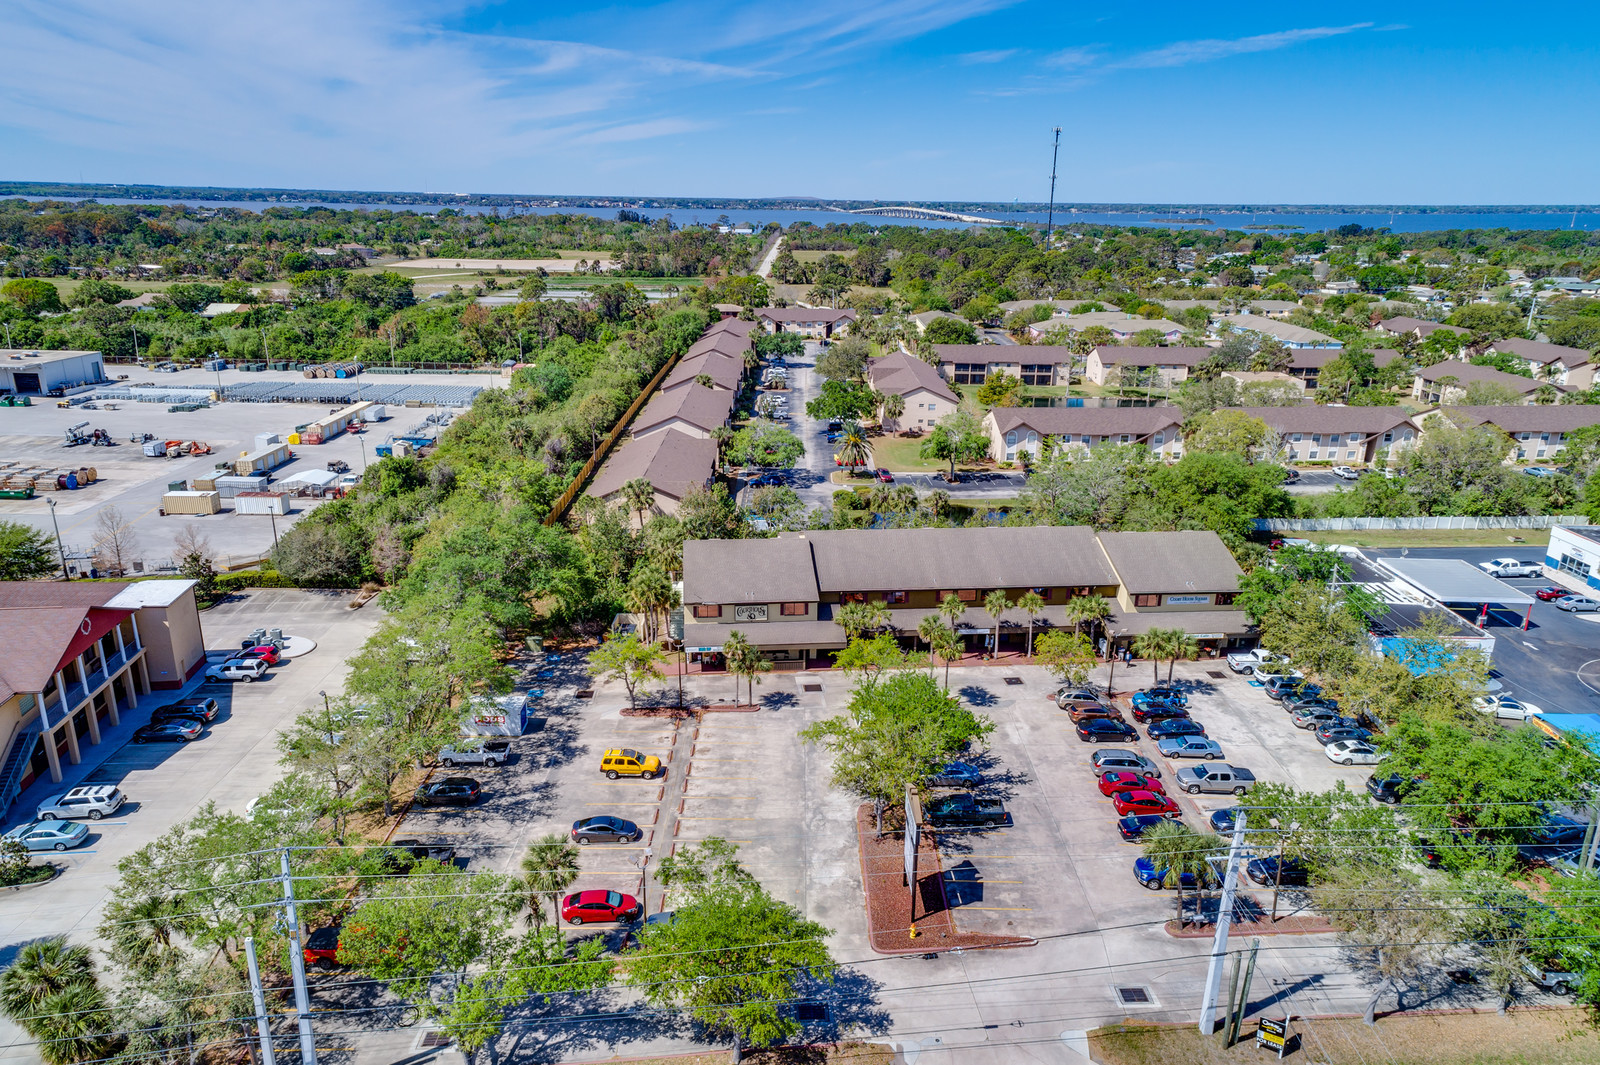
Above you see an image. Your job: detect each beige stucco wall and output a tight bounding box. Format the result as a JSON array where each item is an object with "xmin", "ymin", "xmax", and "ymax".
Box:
[{"xmin": 137, "ymin": 588, "xmax": 206, "ymax": 690}]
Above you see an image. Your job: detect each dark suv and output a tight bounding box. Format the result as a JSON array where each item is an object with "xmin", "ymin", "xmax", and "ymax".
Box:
[
  {"xmin": 1366, "ymin": 774, "xmax": 1416, "ymax": 805},
  {"xmin": 153, "ymin": 697, "xmax": 221, "ymax": 724}
]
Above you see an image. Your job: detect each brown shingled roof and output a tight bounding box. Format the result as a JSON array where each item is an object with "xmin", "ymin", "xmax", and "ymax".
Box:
[
  {"xmin": 1488, "ymin": 337, "xmax": 1592, "ymax": 367},
  {"xmin": 1092, "ymin": 346, "xmax": 1213, "ymax": 368},
  {"xmin": 986, "ymin": 405, "xmax": 1184, "ymax": 438},
  {"xmin": 663, "ymin": 352, "xmax": 743, "ymax": 392},
  {"xmin": 587, "ymin": 429, "xmax": 716, "ymax": 503},
  {"xmin": 1097, "ymin": 531, "xmax": 1242, "ymax": 595},
  {"xmin": 1414, "ymin": 362, "xmax": 1547, "ymax": 393},
  {"xmin": 631, "ymin": 383, "xmax": 735, "ymax": 435},
  {"xmin": 867, "ymin": 352, "xmax": 957, "ymax": 403},
  {"xmin": 1441, "ymin": 405, "xmax": 1600, "ymax": 434}
]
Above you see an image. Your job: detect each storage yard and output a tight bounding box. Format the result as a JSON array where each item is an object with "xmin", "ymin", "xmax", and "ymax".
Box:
[{"xmin": 0, "ymin": 364, "xmax": 503, "ymax": 570}]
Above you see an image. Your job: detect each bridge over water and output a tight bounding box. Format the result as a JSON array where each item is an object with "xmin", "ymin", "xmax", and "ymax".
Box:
[{"xmin": 841, "ymin": 205, "xmax": 1005, "ymax": 224}]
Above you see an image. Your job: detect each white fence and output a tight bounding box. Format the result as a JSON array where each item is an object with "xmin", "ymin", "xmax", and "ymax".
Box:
[{"xmin": 1254, "ymin": 515, "xmax": 1587, "ymax": 532}]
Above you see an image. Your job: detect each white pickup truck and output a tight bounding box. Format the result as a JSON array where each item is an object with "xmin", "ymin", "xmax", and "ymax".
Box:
[
  {"xmin": 1479, "ymin": 558, "xmax": 1542, "ymax": 578},
  {"xmin": 1225, "ymin": 649, "xmax": 1289, "ymax": 675}
]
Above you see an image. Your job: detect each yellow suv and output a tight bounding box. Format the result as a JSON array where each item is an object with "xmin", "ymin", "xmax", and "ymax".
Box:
[{"xmin": 601, "ymin": 748, "xmax": 662, "ymax": 780}]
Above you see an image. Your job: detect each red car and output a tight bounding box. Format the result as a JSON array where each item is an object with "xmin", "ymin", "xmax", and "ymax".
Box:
[
  {"xmin": 232, "ymin": 644, "xmax": 281, "ymax": 666},
  {"xmin": 1535, "ymin": 587, "xmax": 1568, "ymax": 602},
  {"xmin": 561, "ymin": 889, "xmax": 642, "ymax": 925},
  {"xmin": 302, "ymin": 926, "xmax": 342, "ymax": 970},
  {"xmin": 1098, "ymin": 771, "xmax": 1167, "ymax": 798},
  {"xmin": 875, "ymin": 468, "xmax": 893, "ymax": 483},
  {"xmin": 1113, "ymin": 790, "xmax": 1181, "ymax": 817}
]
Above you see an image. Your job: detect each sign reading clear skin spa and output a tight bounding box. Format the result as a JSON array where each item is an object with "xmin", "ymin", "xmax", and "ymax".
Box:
[
  {"xmin": 733, "ymin": 605, "xmax": 769, "ymax": 622},
  {"xmin": 1165, "ymin": 594, "xmax": 1212, "ymax": 605}
]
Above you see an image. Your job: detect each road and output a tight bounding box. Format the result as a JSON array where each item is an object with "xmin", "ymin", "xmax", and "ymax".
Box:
[
  {"xmin": 1283, "ymin": 470, "xmax": 1351, "ymax": 494},
  {"xmin": 755, "ymin": 233, "xmax": 784, "ymax": 278}
]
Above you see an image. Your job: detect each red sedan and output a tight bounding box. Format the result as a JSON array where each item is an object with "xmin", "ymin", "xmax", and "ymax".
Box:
[
  {"xmin": 561, "ymin": 889, "xmax": 642, "ymax": 925},
  {"xmin": 1098, "ymin": 771, "xmax": 1166, "ymax": 798},
  {"xmin": 876, "ymin": 468, "xmax": 894, "ymax": 483},
  {"xmin": 1535, "ymin": 587, "xmax": 1568, "ymax": 602},
  {"xmin": 1113, "ymin": 790, "xmax": 1181, "ymax": 817},
  {"xmin": 234, "ymin": 644, "xmax": 281, "ymax": 666}
]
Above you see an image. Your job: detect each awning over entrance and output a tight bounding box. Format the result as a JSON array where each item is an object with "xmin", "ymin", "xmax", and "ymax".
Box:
[
  {"xmin": 1105, "ymin": 608, "xmax": 1252, "ymax": 639},
  {"xmin": 680, "ymin": 619, "xmax": 849, "ymax": 653},
  {"xmin": 1374, "ymin": 557, "xmax": 1535, "ymax": 606}
]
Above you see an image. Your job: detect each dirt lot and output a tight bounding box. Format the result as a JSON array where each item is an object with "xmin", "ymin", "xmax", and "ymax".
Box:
[{"xmin": 1091, "ymin": 1010, "xmax": 1600, "ymax": 1065}]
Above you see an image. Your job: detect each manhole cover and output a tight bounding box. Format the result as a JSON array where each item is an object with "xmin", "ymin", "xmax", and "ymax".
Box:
[
  {"xmin": 803, "ymin": 684, "xmax": 822, "ymax": 692},
  {"xmin": 419, "ymin": 1032, "xmax": 451, "ymax": 1048},
  {"xmin": 575, "ymin": 690, "xmax": 594, "ymax": 699},
  {"xmin": 796, "ymin": 1002, "xmax": 828, "ymax": 1021},
  {"xmin": 1003, "ymin": 677, "xmax": 1023, "ymax": 686},
  {"xmin": 1116, "ymin": 987, "xmax": 1151, "ymax": 1005},
  {"xmin": 1206, "ymin": 670, "xmax": 1225, "ymax": 679}
]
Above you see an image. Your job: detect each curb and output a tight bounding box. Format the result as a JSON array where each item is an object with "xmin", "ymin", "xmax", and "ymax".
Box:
[{"xmin": 3, "ymin": 864, "xmax": 62, "ymax": 893}]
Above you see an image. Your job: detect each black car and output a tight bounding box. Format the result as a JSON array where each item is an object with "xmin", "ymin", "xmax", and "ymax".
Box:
[
  {"xmin": 1076, "ymin": 718, "xmax": 1138, "ymax": 743},
  {"xmin": 1131, "ymin": 702, "xmax": 1190, "ymax": 723},
  {"xmin": 571, "ymin": 815, "xmax": 642, "ymax": 844},
  {"xmin": 155, "ymin": 697, "xmax": 220, "ymax": 723},
  {"xmin": 1517, "ymin": 817, "xmax": 1587, "ymax": 865},
  {"xmin": 1245, "ymin": 856, "xmax": 1309, "ymax": 887},
  {"xmin": 1365, "ymin": 774, "xmax": 1415, "ymax": 805},
  {"xmin": 1272, "ymin": 681, "xmax": 1323, "ymax": 704},
  {"xmin": 150, "ymin": 707, "xmax": 209, "ymax": 728},
  {"xmin": 1117, "ymin": 813, "xmax": 1179, "ymax": 842},
  {"xmin": 413, "ymin": 777, "xmax": 480, "ymax": 806},
  {"xmin": 1284, "ymin": 695, "xmax": 1339, "ymax": 715},
  {"xmin": 373, "ymin": 839, "xmax": 458, "ymax": 874},
  {"xmin": 1316, "ymin": 725, "xmax": 1372, "ymax": 746},
  {"xmin": 132, "ymin": 720, "xmax": 202, "ymax": 744},
  {"xmin": 1147, "ymin": 718, "xmax": 1206, "ymax": 740},
  {"xmin": 1209, "ymin": 807, "xmax": 1243, "ymax": 834}
]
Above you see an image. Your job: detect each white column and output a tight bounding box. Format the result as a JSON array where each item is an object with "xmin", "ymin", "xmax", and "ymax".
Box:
[
  {"xmin": 114, "ymin": 622, "xmax": 127, "ymax": 665},
  {"xmin": 128, "ymin": 614, "xmax": 143, "ymax": 651},
  {"xmin": 54, "ymin": 669, "xmax": 69, "ymax": 716},
  {"xmin": 77, "ymin": 652, "xmax": 91, "ymax": 692}
]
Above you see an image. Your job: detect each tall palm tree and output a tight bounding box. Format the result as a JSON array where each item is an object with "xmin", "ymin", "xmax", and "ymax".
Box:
[
  {"xmin": 31, "ymin": 984, "xmax": 115, "ymax": 1065},
  {"xmin": 931, "ymin": 627, "xmax": 963, "ymax": 689},
  {"xmin": 835, "ymin": 601, "xmax": 889, "ymax": 640},
  {"xmin": 1168, "ymin": 633, "xmax": 1200, "ymax": 683},
  {"xmin": 916, "ymin": 614, "xmax": 946, "ymax": 654},
  {"xmin": 924, "ymin": 489, "xmax": 951, "ymax": 520},
  {"xmin": 835, "ymin": 422, "xmax": 871, "ymax": 472},
  {"xmin": 521, "ymin": 834, "xmax": 581, "ymax": 928},
  {"xmin": 1064, "ymin": 595, "xmax": 1112, "ymax": 649},
  {"xmin": 882, "ymin": 392, "xmax": 906, "ymax": 432},
  {"xmin": 627, "ymin": 562, "xmax": 675, "ymax": 643},
  {"xmin": 938, "ymin": 592, "xmax": 967, "ymax": 636},
  {"xmin": 1015, "ymin": 590, "xmax": 1045, "ymax": 658},
  {"xmin": 710, "ymin": 425, "xmax": 734, "ymax": 467},
  {"xmin": 99, "ymin": 893, "xmax": 184, "ymax": 979},
  {"xmin": 1132, "ymin": 631, "xmax": 1166, "ymax": 685},
  {"xmin": 721, "ymin": 630, "xmax": 752, "ymax": 704},
  {"xmin": 1140, "ymin": 821, "xmax": 1220, "ymax": 929},
  {"xmin": 742, "ymin": 347, "xmax": 761, "ymax": 374},
  {"xmin": 0, "ymin": 938, "xmax": 97, "ymax": 1023},
  {"xmin": 983, "ymin": 590, "xmax": 1011, "ymax": 657}
]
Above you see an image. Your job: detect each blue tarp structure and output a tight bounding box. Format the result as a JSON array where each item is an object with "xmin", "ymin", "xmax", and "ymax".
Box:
[
  {"xmin": 1534, "ymin": 713, "xmax": 1600, "ymax": 750},
  {"xmin": 1377, "ymin": 637, "xmax": 1482, "ymax": 676}
]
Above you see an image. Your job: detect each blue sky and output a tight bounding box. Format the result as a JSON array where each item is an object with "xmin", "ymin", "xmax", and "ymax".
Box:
[{"xmin": 1, "ymin": 0, "xmax": 1594, "ymax": 204}]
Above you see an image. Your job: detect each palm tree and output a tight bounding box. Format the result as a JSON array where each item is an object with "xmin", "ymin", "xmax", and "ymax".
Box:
[
  {"xmin": 938, "ymin": 592, "xmax": 967, "ymax": 636},
  {"xmin": 99, "ymin": 893, "xmax": 184, "ymax": 979},
  {"xmin": 924, "ymin": 489, "xmax": 951, "ymax": 520},
  {"xmin": 835, "ymin": 600, "xmax": 889, "ymax": 640},
  {"xmin": 1132, "ymin": 631, "xmax": 1166, "ymax": 685},
  {"xmin": 742, "ymin": 347, "xmax": 761, "ymax": 374},
  {"xmin": 721, "ymin": 630, "xmax": 753, "ymax": 704},
  {"xmin": 1016, "ymin": 590, "xmax": 1045, "ymax": 658},
  {"xmin": 32, "ymin": 984, "xmax": 115, "ymax": 1065},
  {"xmin": 916, "ymin": 614, "xmax": 946, "ymax": 654},
  {"xmin": 622, "ymin": 477, "xmax": 656, "ymax": 528},
  {"xmin": 521, "ymin": 834, "xmax": 581, "ymax": 927},
  {"xmin": 983, "ymin": 590, "xmax": 1011, "ymax": 657},
  {"xmin": 1168, "ymin": 633, "xmax": 1200, "ymax": 682},
  {"xmin": 1064, "ymin": 595, "xmax": 1112, "ymax": 649},
  {"xmin": 931, "ymin": 627, "xmax": 963, "ymax": 689},
  {"xmin": 882, "ymin": 392, "xmax": 906, "ymax": 432},
  {"xmin": 710, "ymin": 425, "xmax": 735, "ymax": 468},
  {"xmin": 0, "ymin": 938, "xmax": 97, "ymax": 1023},
  {"xmin": 835, "ymin": 422, "xmax": 871, "ymax": 473},
  {"xmin": 626, "ymin": 562, "xmax": 675, "ymax": 643},
  {"xmin": 1140, "ymin": 821, "xmax": 1221, "ymax": 929}
]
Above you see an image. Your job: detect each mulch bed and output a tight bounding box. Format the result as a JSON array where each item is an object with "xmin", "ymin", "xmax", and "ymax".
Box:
[
  {"xmin": 855, "ymin": 803, "xmax": 1033, "ymax": 954},
  {"xmin": 619, "ymin": 704, "xmax": 760, "ymax": 718},
  {"xmin": 1166, "ymin": 904, "xmax": 1336, "ymax": 939}
]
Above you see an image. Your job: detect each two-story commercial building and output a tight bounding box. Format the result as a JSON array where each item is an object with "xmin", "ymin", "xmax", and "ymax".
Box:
[
  {"xmin": 679, "ymin": 526, "xmax": 1252, "ymax": 667},
  {"xmin": 0, "ymin": 579, "xmax": 204, "ymax": 810}
]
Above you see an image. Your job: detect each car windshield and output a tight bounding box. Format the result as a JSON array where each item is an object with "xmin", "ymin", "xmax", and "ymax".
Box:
[{"xmin": 605, "ymin": 891, "xmax": 622, "ymax": 907}]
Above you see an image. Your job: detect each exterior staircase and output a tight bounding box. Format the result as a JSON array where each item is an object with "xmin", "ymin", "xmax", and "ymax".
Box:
[{"xmin": 0, "ymin": 725, "xmax": 41, "ymax": 813}]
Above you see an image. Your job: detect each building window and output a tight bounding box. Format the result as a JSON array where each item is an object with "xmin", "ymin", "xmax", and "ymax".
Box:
[
  {"xmin": 956, "ymin": 589, "xmax": 978, "ymax": 603},
  {"xmin": 1031, "ymin": 587, "xmax": 1053, "ymax": 601},
  {"xmin": 1215, "ymin": 592, "xmax": 1237, "ymax": 606},
  {"xmin": 693, "ymin": 604, "xmax": 722, "ymax": 618},
  {"xmin": 885, "ymin": 591, "xmax": 908, "ymax": 605},
  {"xmin": 1026, "ymin": 431, "xmax": 1038, "ymax": 446},
  {"xmin": 1006, "ymin": 431, "xmax": 1017, "ymax": 447},
  {"xmin": 1558, "ymin": 554, "xmax": 1593, "ymax": 579},
  {"xmin": 1133, "ymin": 594, "xmax": 1160, "ymax": 608},
  {"xmin": 1152, "ymin": 432, "xmax": 1164, "ymax": 445},
  {"xmin": 781, "ymin": 602, "xmax": 808, "ymax": 616},
  {"xmin": 842, "ymin": 592, "xmax": 868, "ymax": 604}
]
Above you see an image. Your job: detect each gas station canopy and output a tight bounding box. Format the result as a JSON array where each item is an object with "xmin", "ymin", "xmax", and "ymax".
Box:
[{"xmin": 1374, "ymin": 557, "xmax": 1536, "ymax": 606}]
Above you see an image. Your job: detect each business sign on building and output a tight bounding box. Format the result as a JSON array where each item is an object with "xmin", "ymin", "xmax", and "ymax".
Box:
[
  {"xmin": 1166, "ymin": 594, "xmax": 1212, "ymax": 605},
  {"xmin": 734, "ymin": 605, "xmax": 769, "ymax": 622}
]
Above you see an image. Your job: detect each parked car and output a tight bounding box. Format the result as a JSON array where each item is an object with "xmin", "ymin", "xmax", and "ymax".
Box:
[
  {"xmin": 1534, "ymin": 586, "xmax": 1569, "ymax": 601},
  {"xmin": 1209, "ymin": 807, "xmax": 1242, "ymax": 834},
  {"xmin": 412, "ymin": 777, "xmax": 480, "ymax": 806},
  {"xmin": 1157, "ymin": 736, "xmax": 1224, "ymax": 760},
  {"xmin": 438, "ymin": 739, "xmax": 512, "ymax": 767},
  {"xmin": 1556, "ymin": 596, "xmax": 1600, "ymax": 613},
  {"xmin": 1134, "ymin": 856, "xmax": 1215, "ymax": 890},
  {"xmin": 1147, "ymin": 718, "xmax": 1206, "ymax": 740},
  {"xmin": 571, "ymin": 815, "xmax": 642, "ymax": 844},
  {"xmin": 875, "ymin": 468, "xmax": 893, "ymax": 482},
  {"xmin": 751, "ymin": 471, "xmax": 784, "ymax": 487},
  {"xmin": 1473, "ymin": 694, "xmax": 1541, "ymax": 721},
  {"xmin": 1097, "ymin": 772, "xmax": 1165, "ymax": 798},
  {"xmin": 1226, "ymin": 649, "xmax": 1289, "ymax": 675},
  {"xmin": 1132, "ymin": 687, "xmax": 1188, "ymax": 708},
  {"xmin": 2, "ymin": 819, "xmax": 90, "ymax": 852},
  {"xmin": 36, "ymin": 785, "xmax": 125, "ymax": 821},
  {"xmin": 1261, "ymin": 673, "xmax": 1310, "ymax": 700},
  {"xmin": 206, "ymin": 659, "xmax": 267, "ymax": 683},
  {"xmin": 1332, "ymin": 465, "xmax": 1361, "ymax": 480},
  {"xmin": 1479, "ymin": 558, "xmax": 1543, "ymax": 578},
  {"xmin": 925, "ymin": 794, "xmax": 1007, "ymax": 827},
  {"xmin": 599, "ymin": 748, "xmax": 662, "ymax": 780},
  {"xmin": 132, "ymin": 720, "xmax": 203, "ymax": 743},
  {"xmin": 1246, "ymin": 856, "xmax": 1309, "ymax": 886},
  {"xmin": 1325, "ymin": 740, "xmax": 1385, "ymax": 766},
  {"xmin": 1365, "ymin": 774, "xmax": 1414, "ymax": 804},
  {"xmin": 1315, "ymin": 724, "xmax": 1373, "ymax": 746},
  {"xmin": 1174, "ymin": 763, "xmax": 1256, "ymax": 795},
  {"xmin": 1291, "ymin": 707, "xmax": 1344, "ymax": 730},
  {"xmin": 1283, "ymin": 694, "xmax": 1339, "ymax": 714},
  {"xmin": 929, "ymin": 761, "xmax": 984, "ymax": 788},
  {"xmin": 1131, "ymin": 701, "xmax": 1189, "ymax": 724},
  {"xmin": 562, "ymin": 889, "xmax": 642, "ymax": 925},
  {"xmin": 302, "ymin": 926, "xmax": 342, "ymax": 969},
  {"xmin": 154, "ymin": 697, "xmax": 219, "ymax": 723},
  {"xmin": 230, "ymin": 644, "xmax": 282, "ymax": 666},
  {"xmin": 1055, "ymin": 687, "xmax": 1102, "ymax": 707},
  {"xmin": 1516, "ymin": 816, "xmax": 1588, "ymax": 866},
  {"xmin": 1117, "ymin": 813, "xmax": 1180, "ymax": 841},
  {"xmin": 1270, "ymin": 679, "xmax": 1323, "ymax": 704},
  {"xmin": 1065, "ymin": 702, "xmax": 1123, "ymax": 724},
  {"xmin": 1092, "ymin": 749, "xmax": 1161, "ymax": 778},
  {"xmin": 1113, "ymin": 790, "xmax": 1181, "ymax": 817},
  {"xmin": 378, "ymin": 839, "xmax": 458, "ymax": 871},
  {"xmin": 1076, "ymin": 718, "xmax": 1138, "ymax": 743},
  {"xmin": 1522, "ymin": 466, "xmax": 1557, "ymax": 478},
  {"xmin": 1523, "ymin": 959, "xmax": 1580, "ymax": 996}
]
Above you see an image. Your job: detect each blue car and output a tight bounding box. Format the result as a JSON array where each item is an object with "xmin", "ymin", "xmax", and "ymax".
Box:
[
  {"xmin": 1133, "ymin": 687, "xmax": 1188, "ymax": 708},
  {"xmin": 929, "ymin": 761, "xmax": 983, "ymax": 788},
  {"xmin": 1147, "ymin": 718, "xmax": 1206, "ymax": 740},
  {"xmin": 1118, "ymin": 813, "xmax": 1180, "ymax": 842},
  {"xmin": 1209, "ymin": 807, "xmax": 1243, "ymax": 834},
  {"xmin": 1523, "ymin": 467, "xmax": 1556, "ymax": 478},
  {"xmin": 1134, "ymin": 856, "xmax": 1215, "ymax": 890}
]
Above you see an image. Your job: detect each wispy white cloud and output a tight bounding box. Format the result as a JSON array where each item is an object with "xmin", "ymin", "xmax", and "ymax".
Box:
[
  {"xmin": 574, "ymin": 118, "xmax": 711, "ymax": 144},
  {"xmin": 1043, "ymin": 46, "xmax": 1102, "ymax": 69},
  {"xmin": 959, "ymin": 49, "xmax": 1019, "ymax": 64},
  {"xmin": 1116, "ymin": 23, "xmax": 1372, "ymax": 69}
]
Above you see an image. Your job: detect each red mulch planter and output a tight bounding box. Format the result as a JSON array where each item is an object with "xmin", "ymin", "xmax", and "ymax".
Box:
[
  {"xmin": 619, "ymin": 704, "xmax": 760, "ymax": 718},
  {"xmin": 855, "ymin": 804, "xmax": 1033, "ymax": 955}
]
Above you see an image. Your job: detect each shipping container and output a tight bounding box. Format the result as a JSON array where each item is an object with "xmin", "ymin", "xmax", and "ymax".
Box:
[
  {"xmin": 233, "ymin": 491, "xmax": 289, "ymax": 515},
  {"xmin": 212, "ymin": 475, "xmax": 270, "ymax": 499},
  {"xmin": 167, "ymin": 480, "xmax": 187, "ymax": 493},
  {"xmin": 232, "ymin": 442, "xmax": 292, "ymax": 476},
  {"xmin": 162, "ymin": 491, "xmax": 221, "ymax": 515}
]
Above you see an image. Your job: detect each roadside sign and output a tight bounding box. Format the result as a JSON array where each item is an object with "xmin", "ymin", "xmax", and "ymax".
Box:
[{"xmin": 1256, "ymin": 1016, "xmax": 1288, "ymax": 1058}]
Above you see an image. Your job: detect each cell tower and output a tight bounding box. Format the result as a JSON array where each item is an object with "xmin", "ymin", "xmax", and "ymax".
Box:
[{"xmin": 1045, "ymin": 127, "xmax": 1062, "ymax": 248}]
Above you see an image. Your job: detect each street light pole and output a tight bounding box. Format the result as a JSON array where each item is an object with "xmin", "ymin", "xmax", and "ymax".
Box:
[
  {"xmin": 267, "ymin": 508, "xmax": 279, "ymax": 550},
  {"xmin": 46, "ymin": 498, "xmax": 69, "ymax": 579}
]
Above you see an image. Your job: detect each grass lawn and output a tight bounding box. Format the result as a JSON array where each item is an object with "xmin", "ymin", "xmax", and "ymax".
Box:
[
  {"xmin": 868, "ymin": 432, "xmax": 988, "ymax": 473},
  {"xmin": 1295, "ymin": 529, "xmax": 1551, "ymax": 549},
  {"xmin": 1090, "ymin": 1011, "xmax": 1600, "ymax": 1065},
  {"xmin": 36, "ymin": 277, "xmax": 182, "ymax": 296}
]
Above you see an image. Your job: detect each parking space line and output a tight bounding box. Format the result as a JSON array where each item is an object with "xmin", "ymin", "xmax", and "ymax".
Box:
[
  {"xmin": 683, "ymin": 776, "xmax": 760, "ymax": 781},
  {"xmin": 583, "ymin": 802, "xmax": 658, "ymax": 807},
  {"xmin": 682, "ymin": 795, "xmax": 756, "ymax": 800},
  {"xmin": 676, "ymin": 816, "xmax": 755, "ymax": 820}
]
